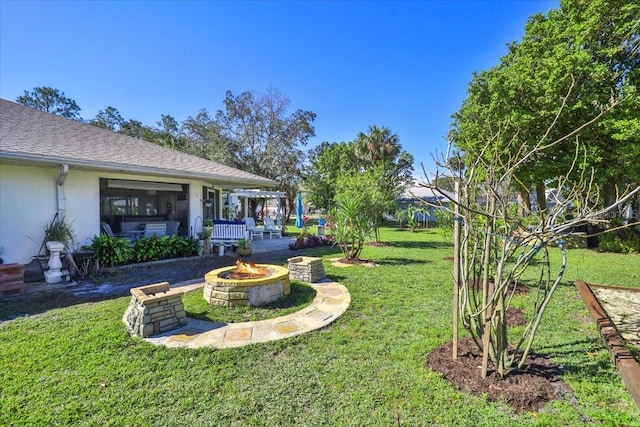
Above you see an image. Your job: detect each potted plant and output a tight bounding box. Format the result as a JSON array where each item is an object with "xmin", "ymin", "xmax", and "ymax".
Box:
[
  {"xmin": 236, "ymin": 238, "xmax": 252, "ymax": 256},
  {"xmin": 203, "ymin": 218, "xmax": 214, "ymax": 233}
]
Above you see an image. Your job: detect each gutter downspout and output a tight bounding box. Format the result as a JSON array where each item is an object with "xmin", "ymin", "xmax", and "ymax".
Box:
[{"xmin": 56, "ymin": 164, "xmax": 69, "ymax": 218}]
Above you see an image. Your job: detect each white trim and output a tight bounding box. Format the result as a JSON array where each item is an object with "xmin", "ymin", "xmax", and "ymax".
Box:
[
  {"xmin": 230, "ymin": 190, "xmax": 285, "ymax": 198},
  {"xmin": 107, "ymin": 179, "xmax": 183, "ymax": 192}
]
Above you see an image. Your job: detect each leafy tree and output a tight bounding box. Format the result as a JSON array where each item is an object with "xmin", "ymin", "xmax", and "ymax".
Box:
[
  {"xmin": 118, "ymin": 119, "xmax": 156, "ymax": 140},
  {"xmin": 354, "ymin": 125, "xmax": 401, "ymax": 162},
  {"xmin": 154, "ymin": 114, "xmax": 189, "ymax": 151},
  {"xmin": 182, "ymin": 109, "xmax": 234, "ymax": 163},
  {"xmin": 354, "ymin": 125, "xmax": 414, "ymax": 241},
  {"xmin": 90, "ymin": 107, "xmax": 174, "ymax": 146},
  {"xmin": 303, "ymin": 141, "xmax": 365, "ymax": 210},
  {"xmin": 16, "ymin": 87, "xmax": 81, "ymax": 119},
  {"xmin": 305, "ymin": 128, "xmax": 413, "ymax": 241},
  {"xmin": 451, "ymin": 0, "xmax": 639, "ymax": 212},
  {"xmin": 332, "ymin": 166, "xmax": 397, "ymax": 246},
  {"xmin": 433, "ymin": 176, "xmax": 456, "ymax": 193},
  {"xmin": 426, "ymin": 0, "xmax": 640, "ymax": 380},
  {"xmin": 426, "ymin": 112, "xmax": 639, "ymax": 379},
  {"xmin": 213, "ymin": 88, "xmax": 316, "ymax": 219},
  {"xmin": 91, "ymin": 106, "xmax": 124, "ymax": 131}
]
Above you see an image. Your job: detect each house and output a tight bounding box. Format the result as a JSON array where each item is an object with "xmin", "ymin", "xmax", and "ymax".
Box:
[
  {"xmin": 0, "ymin": 99, "xmax": 276, "ymax": 264},
  {"xmin": 397, "ymin": 185, "xmax": 454, "ymax": 224}
]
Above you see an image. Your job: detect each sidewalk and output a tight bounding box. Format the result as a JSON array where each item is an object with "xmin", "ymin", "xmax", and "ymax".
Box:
[
  {"xmin": 10, "ymin": 236, "xmax": 304, "ymax": 299},
  {"xmin": 145, "ymin": 278, "xmax": 351, "ymax": 349}
]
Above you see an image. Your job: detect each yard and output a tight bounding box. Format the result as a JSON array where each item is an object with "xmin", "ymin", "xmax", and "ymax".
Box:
[{"xmin": 1, "ymin": 227, "xmax": 639, "ymax": 426}]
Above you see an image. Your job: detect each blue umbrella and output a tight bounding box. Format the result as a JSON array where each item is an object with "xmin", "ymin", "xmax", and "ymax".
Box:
[{"xmin": 295, "ymin": 193, "xmax": 304, "ymax": 228}]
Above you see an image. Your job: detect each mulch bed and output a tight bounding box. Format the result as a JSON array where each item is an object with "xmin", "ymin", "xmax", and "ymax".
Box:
[
  {"xmin": 427, "ymin": 338, "xmax": 574, "ymax": 413},
  {"xmin": 506, "ymin": 307, "xmax": 527, "ymax": 326}
]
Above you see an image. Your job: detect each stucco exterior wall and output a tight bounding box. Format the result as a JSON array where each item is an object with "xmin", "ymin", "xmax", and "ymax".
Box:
[
  {"xmin": 0, "ymin": 164, "xmax": 60, "ymax": 264},
  {"xmin": 0, "ymin": 163, "xmax": 219, "ymax": 264}
]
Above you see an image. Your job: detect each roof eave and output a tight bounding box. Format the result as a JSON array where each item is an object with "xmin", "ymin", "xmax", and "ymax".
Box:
[{"xmin": 0, "ymin": 152, "xmax": 277, "ymax": 187}]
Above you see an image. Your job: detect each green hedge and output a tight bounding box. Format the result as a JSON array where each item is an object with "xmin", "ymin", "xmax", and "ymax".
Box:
[{"xmin": 89, "ymin": 235, "xmax": 200, "ymax": 267}]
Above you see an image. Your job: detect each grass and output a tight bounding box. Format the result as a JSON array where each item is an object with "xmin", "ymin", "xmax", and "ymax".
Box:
[
  {"xmin": 183, "ymin": 281, "xmax": 317, "ymax": 323},
  {"xmin": 1, "ymin": 227, "xmax": 639, "ymax": 426}
]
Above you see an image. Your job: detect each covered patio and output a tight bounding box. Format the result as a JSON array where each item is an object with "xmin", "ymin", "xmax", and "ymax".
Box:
[{"xmin": 228, "ymin": 190, "xmax": 286, "ymax": 226}]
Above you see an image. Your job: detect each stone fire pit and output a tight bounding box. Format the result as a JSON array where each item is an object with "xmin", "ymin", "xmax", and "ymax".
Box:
[
  {"xmin": 204, "ymin": 263, "xmax": 290, "ymax": 307},
  {"xmin": 123, "ymin": 281, "xmax": 187, "ymax": 338}
]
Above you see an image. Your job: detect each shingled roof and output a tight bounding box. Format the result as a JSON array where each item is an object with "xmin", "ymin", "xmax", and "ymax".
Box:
[{"xmin": 0, "ymin": 99, "xmax": 275, "ymax": 188}]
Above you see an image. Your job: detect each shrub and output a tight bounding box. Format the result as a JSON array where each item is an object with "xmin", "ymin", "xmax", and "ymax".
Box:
[
  {"xmin": 599, "ymin": 232, "xmax": 640, "ymax": 253},
  {"xmin": 43, "ymin": 215, "xmax": 76, "ymax": 252},
  {"xmin": 289, "ymin": 233, "xmax": 335, "ymax": 250},
  {"xmin": 89, "ymin": 235, "xmax": 200, "ymax": 267},
  {"xmin": 134, "ymin": 235, "xmax": 200, "ymax": 263},
  {"xmin": 395, "ymin": 209, "xmax": 408, "ymax": 228},
  {"xmin": 89, "ymin": 235, "xmax": 133, "ymax": 267},
  {"xmin": 407, "ymin": 205, "xmax": 422, "ymax": 232},
  {"xmin": 166, "ymin": 235, "xmax": 201, "ymax": 258},
  {"xmin": 332, "ymin": 197, "xmax": 373, "ymax": 259},
  {"xmin": 434, "ymin": 208, "xmax": 454, "ymax": 239}
]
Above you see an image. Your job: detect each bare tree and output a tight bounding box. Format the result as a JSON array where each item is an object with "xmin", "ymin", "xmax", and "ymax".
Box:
[{"xmin": 416, "ymin": 89, "xmax": 639, "ymax": 378}]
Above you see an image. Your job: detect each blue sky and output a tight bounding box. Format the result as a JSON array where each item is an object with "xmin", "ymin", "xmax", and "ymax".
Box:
[{"xmin": 0, "ymin": 0, "xmax": 558, "ymax": 176}]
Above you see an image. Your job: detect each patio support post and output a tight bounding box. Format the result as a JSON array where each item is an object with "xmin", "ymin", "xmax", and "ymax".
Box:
[
  {"xmin": 217, "ymin": 191, "xmax": 223, "ymax": 219},
  {"xmin": 276, "ymin": 195, "xmax": 282, "ymax": 226}
]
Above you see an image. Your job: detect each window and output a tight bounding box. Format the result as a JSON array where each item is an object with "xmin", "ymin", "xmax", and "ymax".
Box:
[{"xmin": 99, "ymin": 178, "xmax": 188, "ymax": 234}]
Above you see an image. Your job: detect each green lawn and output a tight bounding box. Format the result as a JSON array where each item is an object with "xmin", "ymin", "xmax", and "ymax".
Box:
[{"xmin": 1, "ymin": 227, "xmax": 639, "ymax": 426}]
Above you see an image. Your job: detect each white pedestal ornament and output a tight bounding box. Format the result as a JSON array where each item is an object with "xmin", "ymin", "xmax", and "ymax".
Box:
[{"xmin": 44, "ymin": 241, "xmax": 65, "ymax": 284}]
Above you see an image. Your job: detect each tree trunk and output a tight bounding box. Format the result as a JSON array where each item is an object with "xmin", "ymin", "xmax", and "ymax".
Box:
[
  {"xmin": 517, "ymin": 190, "xmax": 532, "ymax": 217},
  {"xmin": 535, "ymin": 181, "xmax": 547, "ymax": 215},
  {"xmin": 602, "ymin": 180, "xmax": 618, "ymax": 212},
  {"xmin": 480, "ymin": 196, "xmax": 495, "ymax": 379},
  {"xmin": 453, "ymin": 181, "xmax": 461, "ymax": 359},
  {"xmin": 249, "ymin": 200, "xmax": 258, "ymax": 220}
]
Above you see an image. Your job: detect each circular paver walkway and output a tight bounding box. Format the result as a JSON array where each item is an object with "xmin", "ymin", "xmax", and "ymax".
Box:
[{"xmin": 144, "ymin": 279, "xmax": 351, "ymax": 349}]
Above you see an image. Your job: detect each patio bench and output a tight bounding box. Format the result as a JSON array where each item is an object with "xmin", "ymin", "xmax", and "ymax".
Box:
[{"xmin": 211, "ymin": 220, "xmax": 248, "ymax": 256}]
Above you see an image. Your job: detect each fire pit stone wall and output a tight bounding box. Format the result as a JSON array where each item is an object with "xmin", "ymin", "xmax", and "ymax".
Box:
[
  {"xmin": 123, "ymin": 282, "xmax": 187, "ymax": 338},
  {"xmin": 288, "ymin": 256, "xmax": 326, "ymax": 283},
  {"xmin": 204, "ymin": 265, "xmax": 291, "ymax": 307}
]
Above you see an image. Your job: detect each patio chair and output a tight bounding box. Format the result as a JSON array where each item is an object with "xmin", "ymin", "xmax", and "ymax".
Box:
[
  {"xmin": 100, "ymin": 221, "xmax": 130, "ymax": 239},
  {"xmin": 144, "ymin": 223, "xmax": 167, "ymax": 238},
  {"xmin": 166, "ymin": 221, "xmax": 180, "ymax": 236},
  {"xmin": 100, "ymin": 222, "xmax": 115, "ymax": 237},
  {"xmin": 243, "ymin": 217, "xmax": 264, "ymax": 240},
  {"xmin": 120, "ymin": 221, "xmax": 139, "ymax": 234},
  {"xmin": 264, "ymin": 217, "xmax": 282, "ymax": 239},
  {"xmin": 101, "ymin": 222, "xmax": 138, "ymax": 244}
]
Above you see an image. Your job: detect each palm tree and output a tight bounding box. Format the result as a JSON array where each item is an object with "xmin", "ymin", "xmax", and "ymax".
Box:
[{"xmin": 355, "ymin": 125, "xmax": 401, "ymax": 163}]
